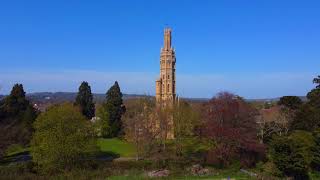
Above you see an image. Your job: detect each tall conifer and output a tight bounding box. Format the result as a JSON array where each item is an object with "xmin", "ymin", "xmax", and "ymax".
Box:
[
  {"xmin": 103, "ymin": 81, "xmax": 126, "ymax": 137},
  {"xmin": 2, "ymin": 84, "xmax": 29, "ymax": 116},
  {"xmin": 75, "ymin": 81, "xmax": 95, "ymax": 119}
]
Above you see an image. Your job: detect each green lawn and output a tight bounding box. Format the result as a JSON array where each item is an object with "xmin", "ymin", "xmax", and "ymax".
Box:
[{"xmin": 97, "ymin": 138, "xmax": 136, "ymax": 157}]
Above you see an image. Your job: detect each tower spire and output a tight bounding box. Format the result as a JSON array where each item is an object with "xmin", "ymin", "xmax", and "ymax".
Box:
[{"xmin": 164, "ymin": 28, "xmax": 171, "ymax": 50}]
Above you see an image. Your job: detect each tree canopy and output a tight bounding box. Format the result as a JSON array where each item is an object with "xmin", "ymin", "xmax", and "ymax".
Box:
[
  {"xmin": 270, "ymin": 132, "xmax": 312, "ymax": 179},
  {"xmin": 31, "ymin": 103, "xmax": 97, "ymax": 171},
  {"xmin": 1, "ymin": 84, "xmax": 30, "ymax": 117},
  {"xmin": 313, "ymin": 75, "xmax": 320, "ymax": 89},
  {"xmin": 278, "ymin": 96, "xmax": 302, "ymax": 110},
  {"xmin": 201, "ymin": 92, "xmax": 265, "ymax": 167},
  {"xmin": 290, "ymin": 77, "xmax": 320, "ymax": 132}
]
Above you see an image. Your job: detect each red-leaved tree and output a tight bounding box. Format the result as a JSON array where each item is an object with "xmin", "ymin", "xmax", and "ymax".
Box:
[{"xmin": 200, "ymin": 92, "xmax": 265, "ymax": 167}]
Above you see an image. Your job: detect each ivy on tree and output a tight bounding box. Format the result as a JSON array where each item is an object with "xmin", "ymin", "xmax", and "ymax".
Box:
[{"xmin": 75, "ymin": 81, "xmax": 95, "ymax": 119}]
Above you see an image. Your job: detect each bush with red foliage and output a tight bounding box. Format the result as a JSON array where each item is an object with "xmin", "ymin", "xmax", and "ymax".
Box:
[{"xmin": 200, "ymin": 92, "xmax": 265, "ymax": 167}]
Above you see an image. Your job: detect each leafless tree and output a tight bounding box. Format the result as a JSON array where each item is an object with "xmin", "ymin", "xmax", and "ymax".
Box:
[
  {"xmin": 123, "ymin": 98, "xmax": 160, "ymax": 160},
  {"xmin": 257, "ymin": 106, "xmax": 294, "ymax": 143}
]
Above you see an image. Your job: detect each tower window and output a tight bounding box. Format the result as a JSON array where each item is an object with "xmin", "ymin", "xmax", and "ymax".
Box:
[
  {"xmin": 167, "ymin": 84, "xmax": 170, "ymax": 92},
  {"xmin": 167, "ymin": 75, "xmax": 170, "ymax": 79}
]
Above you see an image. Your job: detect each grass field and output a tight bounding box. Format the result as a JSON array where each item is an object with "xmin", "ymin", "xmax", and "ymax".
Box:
[{"xmin": 97, "ymin": 138, "xmax": 136, "ymax": 157}]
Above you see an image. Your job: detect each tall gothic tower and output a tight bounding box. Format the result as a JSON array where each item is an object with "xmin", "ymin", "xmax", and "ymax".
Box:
[{"xmin": 156, "ymin": 28, "xmax": 176, "ymax": 105}]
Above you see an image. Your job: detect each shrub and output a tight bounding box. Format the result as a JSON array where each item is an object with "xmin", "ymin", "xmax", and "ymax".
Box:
[
  {"xmin": 312, "ymin": 129, "xmax": 320, "ymax": 171},
  {"xmin": 30, "ymin": 103, "xmax": 97, "ymax": 172},
  {"xmin": 270, "ymin": 135, "xmax": 310, "ymax": 179}
]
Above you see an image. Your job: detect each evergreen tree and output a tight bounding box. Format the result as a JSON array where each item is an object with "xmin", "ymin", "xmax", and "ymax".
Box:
[
  {"xmin": 313, "ymin": 75, "xmax": 320, "ymax": 89},
  {"xmin": 102, "ymin": 81, "xmax": 126, "ymax": 137},
  {"xmin": 1, "ymin": 83, "xmax": 38, "ymax": 125},
  {"xmin": 306, "ymin": 88, "xmax": 320, "ymax": 108},
  {"xmin": 75, "ymin": 81, "xmax": 95, "ymax": 119},
  {"xmin": 278, "ymin": 96, "xmax": 303, "ymax": 110},
  {"xmin": 2, "ymin": 84, "xmax": 29, "ymax": 116},
  {"xmin": 290, "ymin": 76, "xmax": 320, "ymax": 131},
  {"xmin": 0, "ymin": 84, "xmax": 38, "ymax": 158},
  {"xmin": 271, "ymin": 135, "xmax": 310, "ymax": 179}
]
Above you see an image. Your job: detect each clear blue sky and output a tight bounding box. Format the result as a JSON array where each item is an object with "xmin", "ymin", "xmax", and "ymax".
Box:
[{"xmin": 0, "ymin": 0, "xmax": 319, "ymax": 98}]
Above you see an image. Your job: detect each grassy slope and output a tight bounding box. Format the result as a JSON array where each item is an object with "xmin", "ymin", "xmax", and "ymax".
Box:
[{"xmin": 97, "ymin": 138, "xmax": 136, "ymax": 158}]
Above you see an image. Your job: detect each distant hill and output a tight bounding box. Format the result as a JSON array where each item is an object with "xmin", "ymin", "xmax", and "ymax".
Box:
[
  {"xmin": 24, "ymin": 92, "xmax": 150, "ymax": 104},
  {"xmin": 181, "ymin": 97, "xmax": 210, "ymax": 103},
  {"xmin": 247, "ymin": 96, "xmax": 308, "ymax": 103},
  {"xmin": 0, "ymin": 92, "xmax": 307, "ymax": 105}
]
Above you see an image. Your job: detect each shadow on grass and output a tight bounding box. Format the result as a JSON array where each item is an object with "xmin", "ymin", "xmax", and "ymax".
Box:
[
  {"xmin": 0, "ymin": 151, "xmax": 31, "ymax": 165},
  {"xmin": 1, "ymin": 150, "xmax": 121, "ymax": 166},
  {"xmin": 92, "ymin": 151, "xmax": 120, "ymax": 161}
]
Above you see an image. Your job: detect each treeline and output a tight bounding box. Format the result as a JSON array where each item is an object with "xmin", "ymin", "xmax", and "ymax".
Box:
[
  {"xmin": 262, "ymin": 76, "xmax": 320, "ymax": 179},
  {"xmin": 1, "ymin": 76, "xmax": 320, "ymax": 179},
  {"xmin": 121, "ymin": 75, "xmax": 320, "ymax": 179},
  {"xmin": 122, "ymin": 92, "xmax": 264, "ymax": 168},
  {"xmin": 0, "ymin": 81, "xmax": 126, "ymax": 159}
]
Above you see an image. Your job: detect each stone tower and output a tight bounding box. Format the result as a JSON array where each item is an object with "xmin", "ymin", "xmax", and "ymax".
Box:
[{"xmin": 156, "ymin": 28, "xmax": 176, "ymax": 106}]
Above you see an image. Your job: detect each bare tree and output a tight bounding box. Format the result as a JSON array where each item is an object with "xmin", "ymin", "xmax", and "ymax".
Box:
[
  {"xmin": 171, "ymin": 101, "xmax": 200, "ymax": 159},
  {"xmin": 124, "ymin": 98, "xmax": 201, "ymax": 163},
  {"xmin": 257, "ymin": 106, "xmax": 294, "ymax": 143},
  {"xmin": 123, "ymin": 98, "xmax": 160, "ymax": 160}
]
